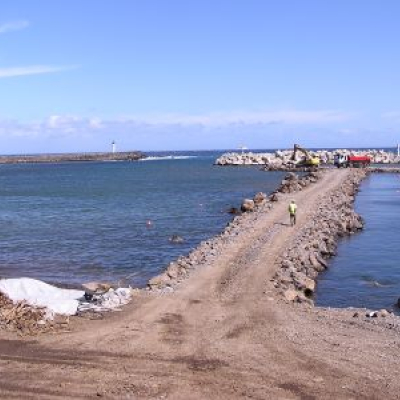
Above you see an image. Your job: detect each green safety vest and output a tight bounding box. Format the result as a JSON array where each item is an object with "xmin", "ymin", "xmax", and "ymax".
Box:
[{"xmin": 289, "ymin": 203, "xmax": 297, "ymax": 214}]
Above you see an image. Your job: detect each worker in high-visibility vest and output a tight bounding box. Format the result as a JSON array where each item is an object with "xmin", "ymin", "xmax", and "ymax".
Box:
[{"xmin": 288, "ymin": 200, "xmax": 297, "ymax": 226}]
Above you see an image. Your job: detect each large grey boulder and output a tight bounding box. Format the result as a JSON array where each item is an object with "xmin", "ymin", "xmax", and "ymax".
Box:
[
  {"xmin": 241, "ymin": 199, "xmax": 255, "ymax": 212},
  {"xmin": 82, "ymin": 281, "xmax": 112, "ymax": 293},
  {"xmin": 285, "ymin": 172, "xmax": 298, "ymax": 181},
  {"xmin": 253, "ymin": 192, "xmax": 267, "ymax": 205},
  {"xmin": 269, "ymin": 192, "xmax": 282, "ymax": 202}
]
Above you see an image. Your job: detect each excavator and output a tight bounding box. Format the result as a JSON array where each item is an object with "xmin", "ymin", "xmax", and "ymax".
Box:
[{"xmin": 290, "ymin": 144, "xmax": 320, "ymax": 168}]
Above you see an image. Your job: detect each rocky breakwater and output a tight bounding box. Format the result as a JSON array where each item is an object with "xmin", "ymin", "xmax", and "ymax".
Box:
[
  {"xmin": 272, "ymin": 169, "xmax": 367, "ymax": 304},
  {"xmin": 370, "ymin": 167, "xmax": 400, "ymax": 173},
  {"xmin": 215, "ymin": 149, "xmax": 400, "ymax": 169},
  {"xmin": 147, "ymin": 170, "xmax": 325, "ymax": 292},
  {"xmin": 0, "ymin": 151, "xmax": 145, "ymax": 164}
]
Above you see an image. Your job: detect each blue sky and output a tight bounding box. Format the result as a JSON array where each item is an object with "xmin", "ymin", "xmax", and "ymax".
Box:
[{"xmin": 1, "ymin": 0, "xmax": 400, "ymax": 153}]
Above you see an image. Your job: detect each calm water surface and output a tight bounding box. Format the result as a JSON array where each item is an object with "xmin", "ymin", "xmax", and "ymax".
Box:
[
  {"xmin": 316, "ymin": 173, "xmax": 400, "ymax": 311},
  {"xmin": 0, "ymin": 153, "xmax": 285, "ymax": 286}
]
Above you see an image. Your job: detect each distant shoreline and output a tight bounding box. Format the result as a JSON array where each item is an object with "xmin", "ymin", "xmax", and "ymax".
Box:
[{"xmin": 0, "ymin": 151, "xmax": 145, "ymax": 164}]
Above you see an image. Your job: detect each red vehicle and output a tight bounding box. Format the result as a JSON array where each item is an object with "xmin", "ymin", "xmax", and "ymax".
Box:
[{"xmin": 334, "ymin": 154, "xmax": 371, "ymax": 168}]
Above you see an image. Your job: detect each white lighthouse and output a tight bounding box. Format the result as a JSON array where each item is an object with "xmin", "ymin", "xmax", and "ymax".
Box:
[{"xmin": 112, "ymin": 141, "xmax": 116, "ymax": 154}]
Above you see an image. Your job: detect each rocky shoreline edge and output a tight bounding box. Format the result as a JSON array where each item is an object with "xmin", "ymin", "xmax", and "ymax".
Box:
[
  {"xmin": 147, "ymin": 169, "xmax": 328, "ymax": 293},
  {"xmin": 272, "ymin": 169, "xmax": 366, "ymax": 304},
  {"xmin": 147, "ymin": 167, "xmax": 399, "ymax": 318}
]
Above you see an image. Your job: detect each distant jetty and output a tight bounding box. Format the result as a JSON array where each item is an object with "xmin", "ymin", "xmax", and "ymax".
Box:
[
  {"xmin": 0, "ymin": 151, "xmax": 145, "ymax": 164},
  {"xmin": 215, "ymin": 149, "xmax": 400, "ymax": 167}
]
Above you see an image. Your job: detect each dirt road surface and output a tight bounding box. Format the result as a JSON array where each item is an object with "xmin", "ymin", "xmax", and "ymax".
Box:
[{"xmin": 0, "ymin": 169, "xmax": 399, "ymax": 399}]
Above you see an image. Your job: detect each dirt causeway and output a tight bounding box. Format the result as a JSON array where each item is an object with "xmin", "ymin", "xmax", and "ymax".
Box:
[{"xmin": 0, "ymin": 169, "xmax": 399, "ymax": 399}]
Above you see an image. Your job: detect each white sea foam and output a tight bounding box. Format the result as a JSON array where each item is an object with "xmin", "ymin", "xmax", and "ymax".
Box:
[{"xmin": 140, "ymin": 155, "xmax": 198, "ymax": 161}]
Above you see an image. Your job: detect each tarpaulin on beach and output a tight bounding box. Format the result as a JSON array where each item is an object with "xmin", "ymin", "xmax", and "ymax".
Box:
[{"xmin": 0, "ymin": 278, "xmax": 85, "ymax": 316}]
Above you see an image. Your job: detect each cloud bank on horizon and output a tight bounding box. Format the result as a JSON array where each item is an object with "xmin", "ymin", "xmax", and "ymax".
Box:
[
  {"xmin": 1, "ymin": 0, "xmax": 400, "ymax": 153},
  {"xmin": 0, "ymin": 109, "xmax": 349, "ymax": 138},
  {"xmin": 0, "ymin": 109, "xmax": 397, "ymax": 153}
]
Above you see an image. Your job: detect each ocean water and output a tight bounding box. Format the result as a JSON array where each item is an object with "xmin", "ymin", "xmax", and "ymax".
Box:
[
  {"xmin": 0, "ymin": 152, "xmax": 285, "ymax": 287},
  {"xmin": 316, "ymin": 173, "xmax": 400, "ymax": 311}
]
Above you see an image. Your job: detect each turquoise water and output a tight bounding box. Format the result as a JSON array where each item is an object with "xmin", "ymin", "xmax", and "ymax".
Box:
[
  {"xmin": 0, "ymin": 153, "xmax": 285, "ymax": 287},
  {"xmin": 316, "ymin": 173, "xmax": 400, "ymax": 311}
]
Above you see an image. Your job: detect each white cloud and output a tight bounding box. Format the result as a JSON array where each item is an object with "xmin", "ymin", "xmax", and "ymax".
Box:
[
  {"xmin": 120, "ymin": 109, "xmax": 350, "ymax": 127},
  {"xmin": 46, "ymin": 115, "xmax": 80, "ymax": 129},
  {"xmin": 89, "ymin": 117, "xmax": 103, "ymax": 129},
  {"xmin": 2, "ymin": 110, "xmax": 390, "ymax": 153},
  {"xmin": 0, "ymin": 109, "xmax": 351, "ymax": 139},
  {"xmin": 0, "ymin": 20, "xmax": 29, "ymax": 34},
  {"xmin": 0, "ymin": 65, "xmax": 78, "ymax": 79},
  {"xmin": 0, "ymin": 21, "xmax": 78, "ymax": 80}
]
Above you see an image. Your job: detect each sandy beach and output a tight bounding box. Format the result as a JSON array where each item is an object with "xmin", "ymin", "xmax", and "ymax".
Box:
[{"xmin": 1, "ymin": 168, "xmax": 399, "ymax": 399}]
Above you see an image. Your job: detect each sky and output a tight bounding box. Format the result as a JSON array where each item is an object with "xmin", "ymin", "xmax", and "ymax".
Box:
[{"xmin": 1, "ymin": 0, "xmax": 400, "ymax": 153}]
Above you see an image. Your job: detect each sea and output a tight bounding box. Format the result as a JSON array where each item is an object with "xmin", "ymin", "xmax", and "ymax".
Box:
[
  {"xmin": 315, "ymin": 171, "xmax": 400, "ymax": 312},
  {"xmin": 0, "ymin": 150, "xmax": 286, "ymax": 287},
  {"xmin": 0, "ymin": 148, "xmax": 399, "ymax": 312}
]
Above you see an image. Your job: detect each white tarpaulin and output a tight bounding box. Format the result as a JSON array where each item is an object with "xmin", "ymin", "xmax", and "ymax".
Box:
[{"xmin": 0, "ymin": 278, "xmax": 85, "ymax": 316}]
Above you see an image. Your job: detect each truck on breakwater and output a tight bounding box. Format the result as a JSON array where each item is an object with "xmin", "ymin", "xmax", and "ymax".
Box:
[
  {"xmin": 334, "ymin": 154, "xmax": 371, "ymax": 168},
  {"xmin": 0, "ymin": 151, "xmax": 145, "ymax": 164}
]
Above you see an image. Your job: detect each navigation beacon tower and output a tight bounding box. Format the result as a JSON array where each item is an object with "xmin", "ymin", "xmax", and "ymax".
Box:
[{"xmin": 112, "ymin": 140, "xmax": 116, "ymax": 154}]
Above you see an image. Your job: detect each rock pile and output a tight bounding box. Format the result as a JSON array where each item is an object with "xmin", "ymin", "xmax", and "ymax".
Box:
[
  {"xmin": 371, "ymin": 167, "xmax": 400, "ymax": 173},
  {"xmin": 276, "ymin": 171, "xmax": 322, "ymax": 194},
  {"xmin": 239, "ymin": 171, "xmax": 323, "ymax": 212},
  {"xmin": 147, "ymin": 230, "xmax": 236, "ymax": 291},
  {"xmin": 272, "ymin": 169, "xmax": 367, "ymax": 303},
  {"xmin": 215, "ymin": 149, "xmax": 400, "ymax": 168},
  {"xmin": 0, "ymin": 292, "xmax": 69, "ymax": 335}
]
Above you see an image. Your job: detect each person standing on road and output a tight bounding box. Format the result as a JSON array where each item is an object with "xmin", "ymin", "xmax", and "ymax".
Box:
[{"xmin": 288, "ymin": 200, "xmax": 297, "ymax": 226}]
